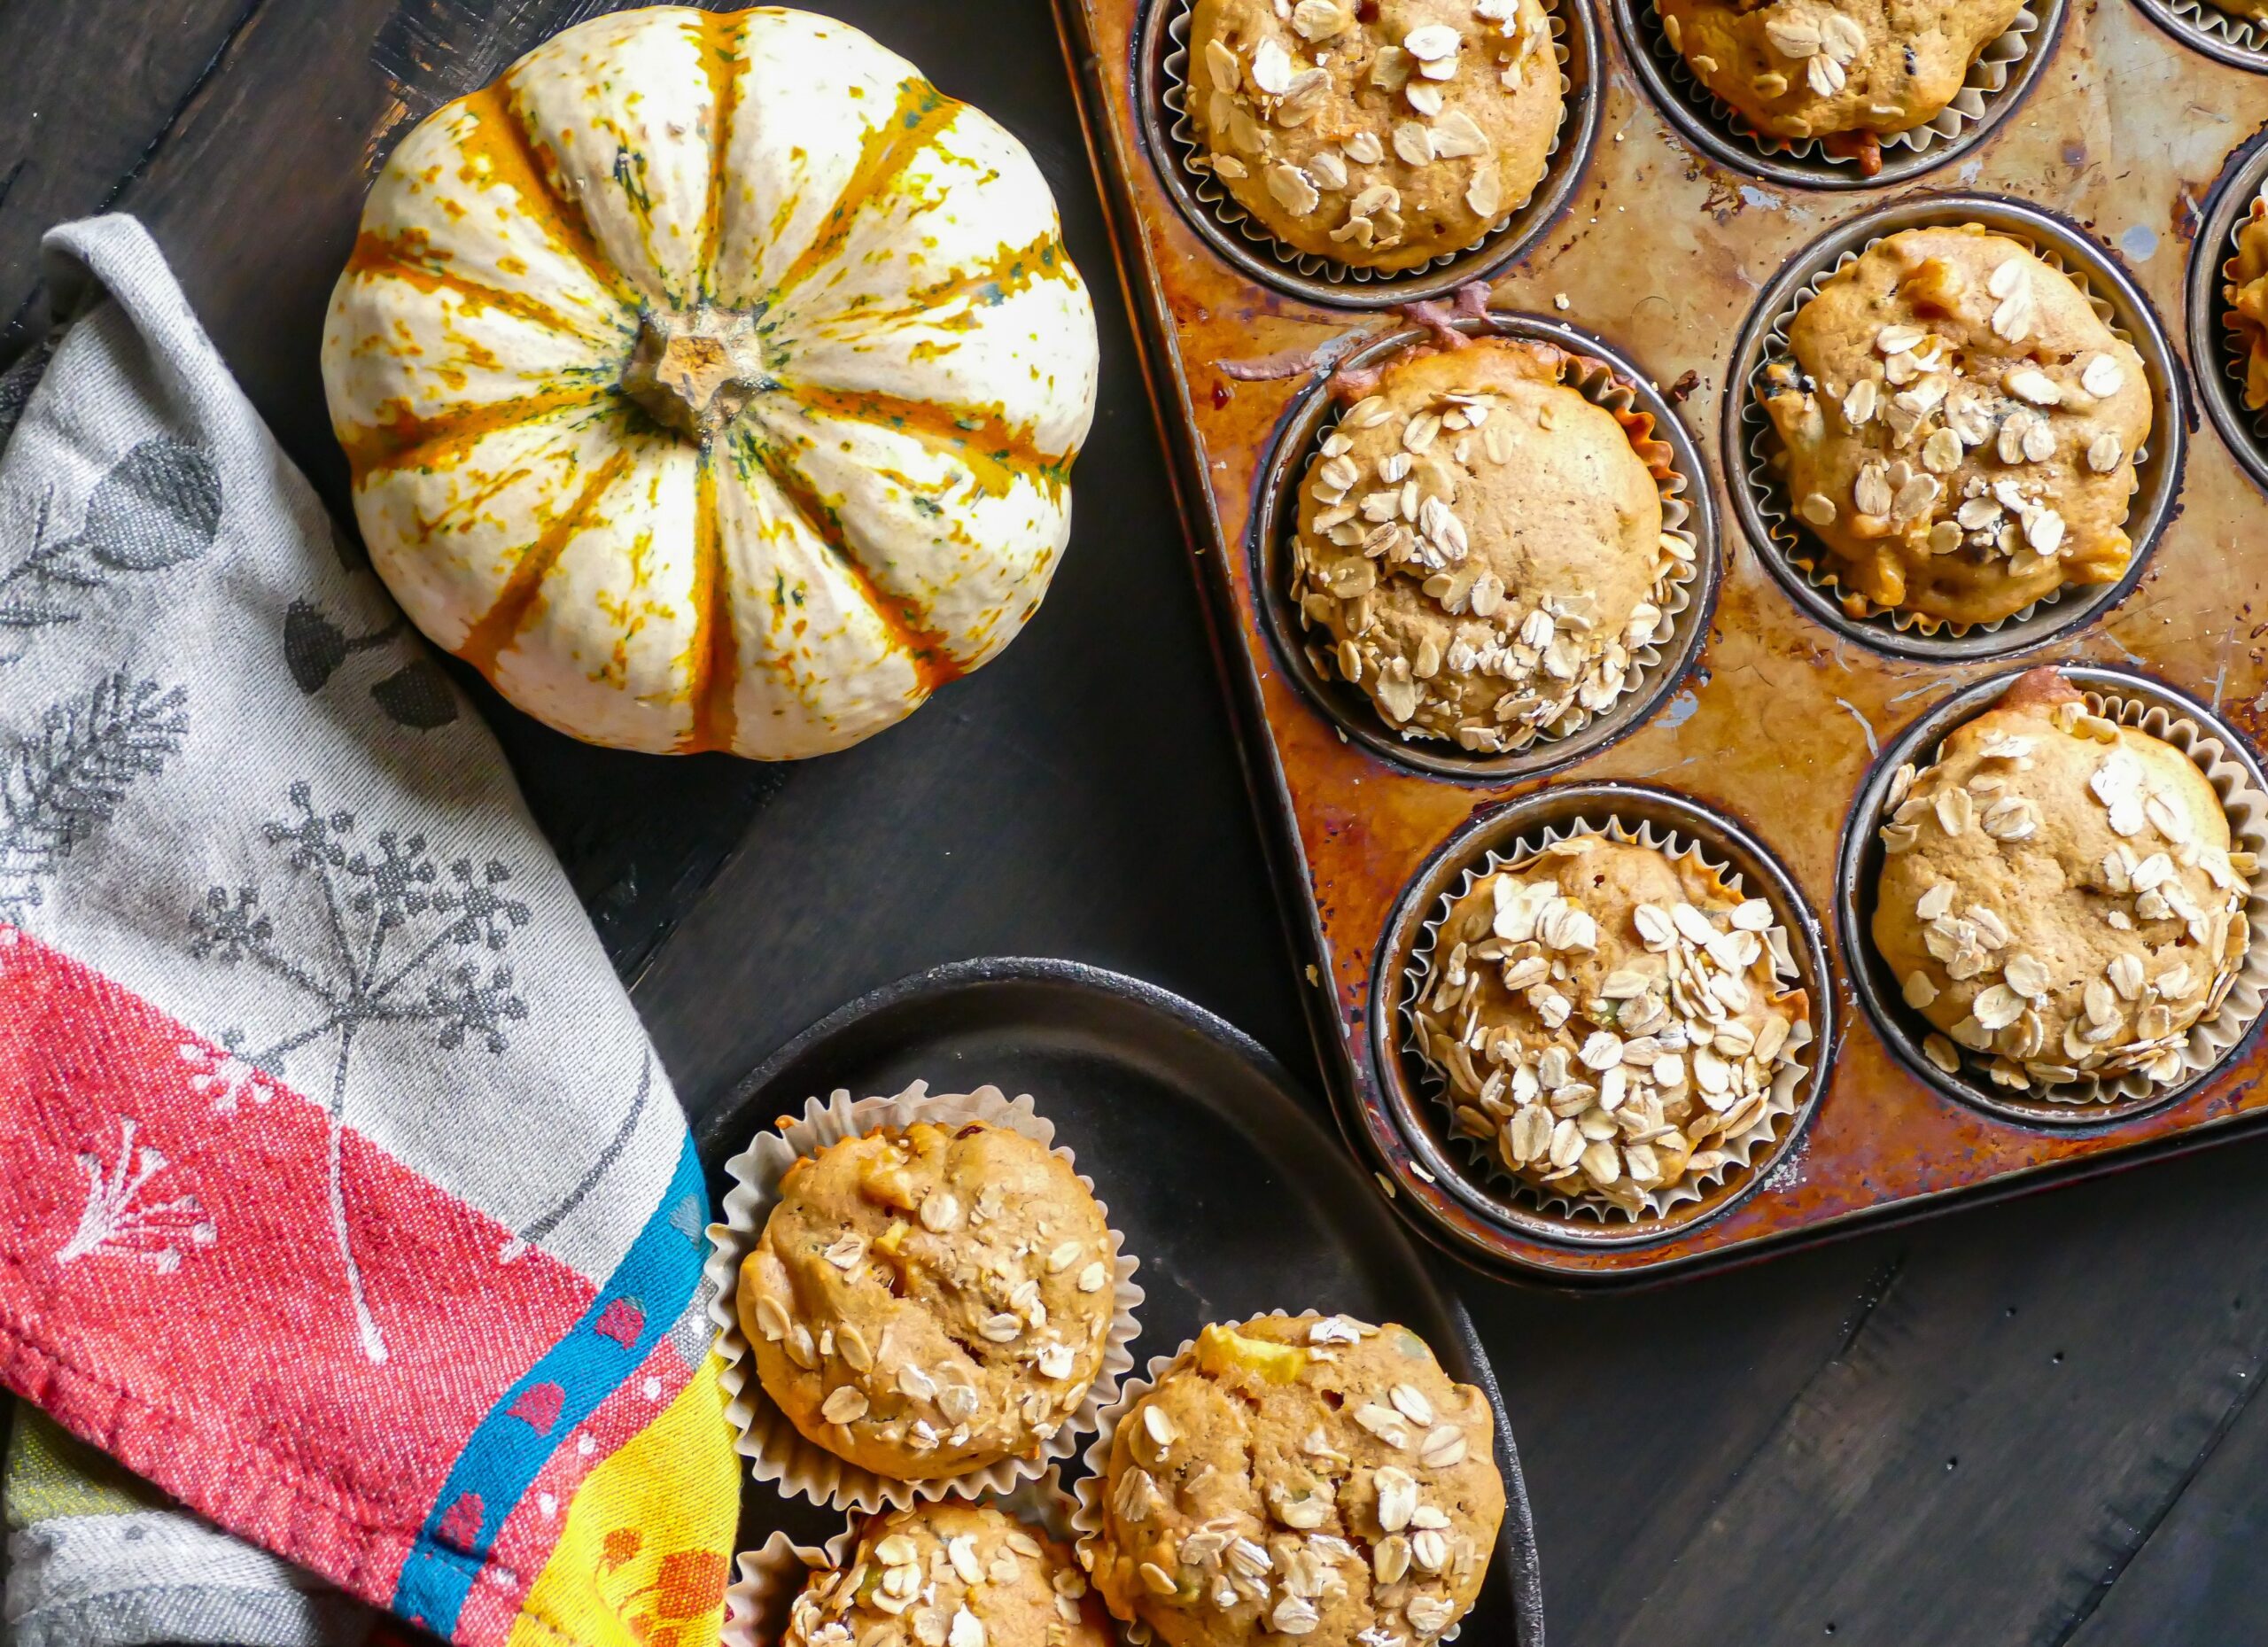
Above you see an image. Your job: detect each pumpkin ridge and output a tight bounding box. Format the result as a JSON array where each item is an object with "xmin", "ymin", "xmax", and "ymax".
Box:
[
  {"xmin": 693, "ymin": 8, "xmax": 744, "ymax": 300},
  {"xmin": 455, "ymin": 444, "xmax": 640, "ymax": 674},
  {"xmin": 680, "ymin": 453, "xmax": 741, "ymax": 752},
  {"xmin": 454, "ymin": 81, "xmax": 633, "ymax": 305},
  {"xmin": 342, "ymin": 229, "xmax": 621, "ymax": 348},
  {"xmin": 765, "ymin": 75, "xmax": 964, "ymax": 306},
  {"xmin": 746, "ymin": 437, "xmax": 962, "ymax": 693},
  {"xmin": 778, "ymin": 382, "xmax": 1067, "ymax": 501},
  {"xmin": 340, "ymin": 385, "xmax": 614, "ymax": 482}
]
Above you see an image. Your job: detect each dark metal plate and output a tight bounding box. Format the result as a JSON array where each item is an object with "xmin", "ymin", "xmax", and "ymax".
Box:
[{"xmin": 692, "ymin": 956, "xmax": 1545, "ymax": 1646}]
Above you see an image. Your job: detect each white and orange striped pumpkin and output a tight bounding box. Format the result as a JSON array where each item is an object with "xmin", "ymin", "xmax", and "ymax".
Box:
[{"xmin": 321, "ymin": 6, "xmax": 1098, "ymax": 758}]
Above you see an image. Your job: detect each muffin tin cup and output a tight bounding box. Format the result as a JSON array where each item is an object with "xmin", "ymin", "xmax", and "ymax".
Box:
[
  {"xmin": 1838, "ymin": 665, "xmax": 2268, "ymax": 1128},
  {"xmin": 1371, "ymin": 786, "xmax": 1836, "ymax": 1247},
  {"xmin": 1613, "ymin": 0, "xmax": 2061, "ymax": 188},
  {"xmin": 1726, "ymin": 192, "xmax": 2186, "ymax": 663},
  {"xmin": 1252, "ymin": 312, "xmax": 1720, "ymax": 782},
  {"xmin": 1069, "ymin": 1311, "xmax": 1480, "ymax": 1647},
  {"xmin": 2130, "ymin": 0, "xmax": 2268, "ymax": 71},
  {"xmin": 1400, "ymin": 812, "xmax": 1821, "ymax": 1228},
  {"xmin": 2189, "ymin": 128, "xmax": 2268, "ymax": 496},
  {"xmin": 704, "ymin": 1082, "xmax": 1146, "ymax": 1512},
  {"xmin": 722, "ymin": 1475, "xmax": 1087, "ymax": 1647},
  {"xmin": 1141, "ymin": 0, "xmax": 1602, "ymax": 307}
]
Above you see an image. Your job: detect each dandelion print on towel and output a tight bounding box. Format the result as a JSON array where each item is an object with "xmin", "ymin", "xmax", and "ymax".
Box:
[
  {"xmin": 190, "ymin": 781, "xmax": 533, "ymax": 1363},
  {"xmin": 54, "ymin": 1116, "xmax": 217, "ymax": 1273}
]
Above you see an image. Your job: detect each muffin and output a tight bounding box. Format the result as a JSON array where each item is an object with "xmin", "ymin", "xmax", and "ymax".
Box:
[
  {"xmin": 1654, "ymin": 0, "xmax": 2023, "ymax": 164},
  {"xmin": 1410, "ymin": 831, "xmax": 1813, "ymax": 1214},
  {"xmin": 785, "ymin": 1502, "xmax": 1114, "ymax": 1647},
  {"xmin": 1761, "ymin": 225, "xmax": 2152, "ymax": 630},
  {"xmin": 2226, "ymin": 205, "xmax": 2268, "ymax": 413},
  {"xmin": 1185, "ymin": 0, "xmax": 1562, "ymax": 270},
  {"xmin": 2202, "ymin": 0, "xmax": 2268, "ymax": 19},
  {"xmin": 1084, "ymin": 1314, "xmax": 1502, "ymax": 1646},
  {"xmin": 1291, "ymin": 337, "xmax": 1687, "ymax": 753},
  {"xmin": 741, "ymin": 1121, "xmax": 1119, "ymax": 1480},
  {"xmin": 1872, "ymin": 667, "xmax": 2254, "ymax": 1094}
]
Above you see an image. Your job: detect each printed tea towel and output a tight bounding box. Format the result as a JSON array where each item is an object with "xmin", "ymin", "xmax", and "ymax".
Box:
[{"xmin": 0, "ymin": 216, "xmax": 739, "ymax": 1647}]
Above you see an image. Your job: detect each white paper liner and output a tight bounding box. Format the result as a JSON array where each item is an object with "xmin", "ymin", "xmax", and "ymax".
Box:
[
  {"xmin": 1402, "ymin": 815, "xmax": 1819, "ymax": 1224},
  {"xmin": 1161, "ymin": 0, "xmax": 1575, "ymax": 284},
  {"xmin": 721, "ymin": 1476, "xmax": 1091, "ymax": 1647},
  {"xmin": 2156, "ymin": 0, "xmax": 2268, "ymax": 66},
  {"xmin": 1881, "ymin": 686, "xmax": 2268, "ymax": 1108},
  {"xmin": 1069, "ymin": 1312, "xmax": 1491, "ymax": 1647},
  {"xmin": 1639, "ymin": 0, "xmax": 2042, "ymax": 172},
  {"xmin": 1743, "ymin": 218, "xmax": 2156, "ymax": 641},
  {"xmin": 1286, "ymin": 340, "xmax": 1702, "ymax": 757},
  {"xmin": 704, "ymin": 1081, "xmax": 1145, "ymax": 1512},
  {"xmin": 2218, "ymin": 192, "xmax": 2268, "ymax": 448}
]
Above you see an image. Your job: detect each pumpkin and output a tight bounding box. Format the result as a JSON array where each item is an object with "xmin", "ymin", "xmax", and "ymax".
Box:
[{"xmin": 321, "ymin": 6, "xmax": 1098, "ymax": 758}]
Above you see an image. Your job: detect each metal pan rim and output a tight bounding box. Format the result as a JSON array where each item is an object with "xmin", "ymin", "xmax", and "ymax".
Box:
[
  {"xmin": 1835, "ymin": 664, "xmax": 2268, "ymax": 1130},
  {"xmin": 1722, "ymin": 190, "xmax": 2190, "ymax": 664},
  {"xmin": 2186, "ymin": 123, "xmax": 2268, "ymax": 499},
  {"xmin": 2125, "ymin": 0, "xmax": 2268, "ymax": 72},
  {"xmin": 1130, "ymin": 0, "xmax": 1604, "ymax": 309},
  {"xmin": 1367, "ymin": 782, "xmax": 1838, "ymax": 1251},
  {"xmin": 1247, "ymin": 313, "xmax": 1724, "ymax": 784}
]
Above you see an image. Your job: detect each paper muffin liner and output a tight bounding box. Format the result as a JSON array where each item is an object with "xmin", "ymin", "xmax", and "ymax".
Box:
[
  {"xmin": 1741, "ymin": 219, "xmax": 2154, "ymax": 643},
  {"xmin": 1637, "ymin": 0, "xmax": 2043, "ymax": 175},
  {"xmin": 2149, "ymin": 0, "xmax": 2268, "ymax": 69},
  {"xmin": 1876, "ymin": 685, "xmax": 2268, "ymax": 1110},
  {"xmin": 1160, "ymin": 0, "xmax": 1575, "ymax": 285},
  {"xmin": 1286, "ymin": 336, "xmax": 1702, "ymax": 758},
  {"xmin": 721, "ymin": 1475, "xmax": 1090, "ymax": 1647},
  {"xmin": 2219, "ymin": 192, "xmax": 2268, "ymax": 445},
  {"xmin": 705, "ymin": 1081, "xmax": 1145, "ymax": 1512},
  {"xmin": 1070, "ymin": 1311, "xmax": 1487, "ymax": 1647},
  {"xmin": 1401, "ymin": 814, "xmax": 1818, "ymax": 1224}
]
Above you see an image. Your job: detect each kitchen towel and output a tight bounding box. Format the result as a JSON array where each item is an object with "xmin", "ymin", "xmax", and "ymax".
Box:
[{"xmin": 0, "ymin": 215, "xmax": 740, "ymax": 1647}]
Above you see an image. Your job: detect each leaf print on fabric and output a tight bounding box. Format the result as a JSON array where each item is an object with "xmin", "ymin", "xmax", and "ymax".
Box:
[
  {"xmin": 284, "ymin": 597, "xmax": 459, "ymax": 730},
  {"xmin": 188, "ymin": 781, "xmax": 534, "ymax": 1363},
  {"xmin": 54, "ymin": 1117, "xmax": 217, "ymax": 1272},
  {"xmin": 0, "ymin": 438, "xmax": 221, "ymax": 656},
  {"xmin": 0, "ymin": 672, "xmax": 188, "ymax": 923}
]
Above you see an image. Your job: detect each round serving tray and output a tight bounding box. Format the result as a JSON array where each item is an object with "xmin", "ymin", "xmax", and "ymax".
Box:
[{"xmin": 692, "ymin": 957, "xmax": 1545, "ymax": 1645}]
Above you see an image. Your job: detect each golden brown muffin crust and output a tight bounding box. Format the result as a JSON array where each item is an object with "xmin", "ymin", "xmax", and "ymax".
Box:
[
  {"xmin": 1186, "ymin": 0, "xmax": 1562, "ymax": 269},
  {"xmin": 742, "ymin": 1121, "xmax": 1117, "ymax": 1480},
  {"xmin": 1871, "ymin": 667, "xmax": 2253, "ymax": 1093},
  {"xmin": 1655, "ymin": 0, "xmax": 2024, "ymax": 144},
  {"xmin": 1291, "ymin": 337, "xmax": 1683, "ymax": 752},
  {"xmin": 2227, "ymin": 206, "xmax": 2268, "ymax": 413},
  {"xmin": 1412, "ymin": 834, "xmax": 1812, "ymax": 1213},
  {"xmin": 1086, "ymin": 1315, "xmax": 1503, "ymax": 1647},
  {"xmin": 786, "ymin": 1502, "xmax": 1114, "ymax": 1647},
  {"xmin": 1762, "ymin": 225, "xmax": 2152, "ymax": 629}
]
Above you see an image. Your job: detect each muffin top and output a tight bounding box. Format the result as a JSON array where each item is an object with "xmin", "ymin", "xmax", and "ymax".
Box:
[
  {"xmin": 1084, "ymin": 1314, "xmax": 1503, "ymax": 1647},
  {"xmin": 2202, "ymin": 0, "xmax": 2268, "ymax": 19},
  {"xmin": 1411, "ymin": 833, "xmax": 1812, "ymax": 1214},
  {"xmin": 785, "ymin": 1502, "xmax": 1113, "ymax": 1647},
  {"xmin": 741, "ymin": 1120, "xmax": 1118, "ymax": 1480},
  {"xmin": 2227, "ymin": 206, "xmax": 2268, "ymax": 413},
  {"xmin": 1761, "ymin": 225, "xmax": 2152, "ymax": 629},
  {"xmin": 1292, "ymin": 337, "xmax": 1682, "ymax": 753},
  {"xmin": 1186, "ymin": 0, "xmax": 1562, "ymax": 270},
  {"xmin": 1872, "ymin": 668, "xmax": 2253, "ymax": 1094},
  {"xmin": 1655, "ymin": 0, "xmax": 2023, "ymax": 151}
]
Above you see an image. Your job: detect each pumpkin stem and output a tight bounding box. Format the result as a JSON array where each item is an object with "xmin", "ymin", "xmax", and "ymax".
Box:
[{"xmin": 620, "ymin": 306, "xmax": 772, "ymax": 441}]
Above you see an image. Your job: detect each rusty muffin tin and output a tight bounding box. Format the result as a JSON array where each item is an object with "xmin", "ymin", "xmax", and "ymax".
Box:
[{"xmin": 1052, "ymin": 0, "xmax": 2268, "ymax": 1282}]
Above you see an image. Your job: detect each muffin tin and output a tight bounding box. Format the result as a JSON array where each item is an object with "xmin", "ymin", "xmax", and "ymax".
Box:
[{"xmin": 1053, "ymin": 0, "xmax": 2268, "ymax": 1280}]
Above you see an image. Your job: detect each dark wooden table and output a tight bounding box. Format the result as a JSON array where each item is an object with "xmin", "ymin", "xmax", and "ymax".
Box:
[{"xmin": 5, "ymin": 2, "xmax": 2267, "ymax": 1642}]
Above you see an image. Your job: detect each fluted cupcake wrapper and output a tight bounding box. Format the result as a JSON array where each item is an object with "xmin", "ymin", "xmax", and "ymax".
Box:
[
  {"xmin": 1402, "ymin": 815, "xmax": 1816, "ymax": 1225},
  {"xmin": 705, "ymin": 1082, "xmax": 1145, "ymax": 1512}
]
